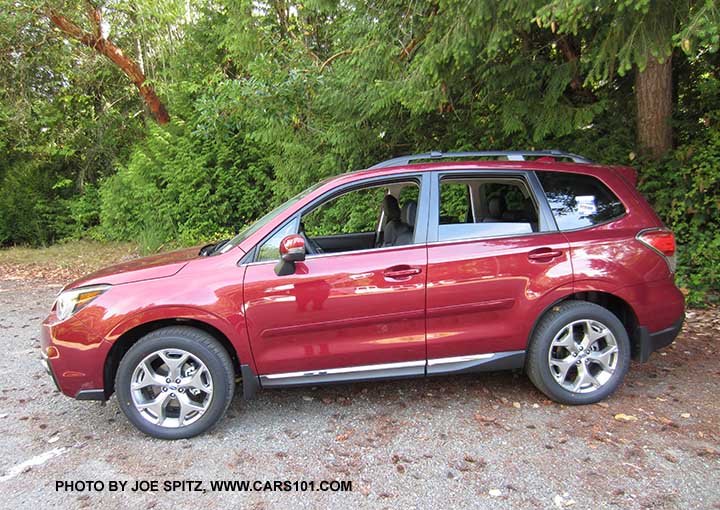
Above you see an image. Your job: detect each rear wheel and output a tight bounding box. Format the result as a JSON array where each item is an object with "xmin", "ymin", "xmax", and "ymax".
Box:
[
  {"xmin": 526, "ymin": 301, "xmax": 630, "ymax": 405},
  {"xmin": 115, "ymin": 326, "xmax": 235, "ymax": 439}
]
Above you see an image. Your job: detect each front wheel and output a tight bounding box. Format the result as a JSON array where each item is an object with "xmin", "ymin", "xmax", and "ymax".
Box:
[
  {"xmin": 115, "ymin": 326, "xmax": 235, "ymax": 439},
  {"xmin": 526, "ymin": 301, "xmax": 631, "ymax": 405}
]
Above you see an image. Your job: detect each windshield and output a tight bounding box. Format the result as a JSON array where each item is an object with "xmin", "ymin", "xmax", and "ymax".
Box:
[{"xmin": 217, "ymin": 179, "xmax": 330, "ymax": 254}]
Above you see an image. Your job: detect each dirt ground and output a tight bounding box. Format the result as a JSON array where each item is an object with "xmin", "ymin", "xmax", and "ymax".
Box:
[{"xmin": 0, "ymin": 268, "xmax": 718, "ymax": 509}]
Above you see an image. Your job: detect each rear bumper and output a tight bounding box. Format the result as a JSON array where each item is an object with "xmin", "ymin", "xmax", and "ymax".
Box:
[{"xmin": 635, "ymin": 315, "xmax": 684, "ymax": 363}]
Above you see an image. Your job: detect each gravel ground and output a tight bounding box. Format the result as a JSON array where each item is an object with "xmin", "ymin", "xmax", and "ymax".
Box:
[{"xmin": 0, "ymin": 278, "xmax": 718, "ymax": 510}]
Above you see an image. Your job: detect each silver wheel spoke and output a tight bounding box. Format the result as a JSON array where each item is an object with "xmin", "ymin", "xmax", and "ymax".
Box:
[
  {"xmin": 586, "ymin": 345, "xmax": 618, "ymax": 372},
  {"xmin": 581, "ymin": 321, "xmax": 609, "ymax": 348},
  {"xmin": 158, "ymin": 350, "xmax": 190, "ymax": 379},
  {"xmin": 177, "ymin": 393, "xmax": 206, "ymax": 426},
  {"xmin": 552, "ymin": 327, "xmax": 578, "ymax": 352},
  {"xmin": 550, "ymin": 357, "xmax": 574, "ymax": 383},
  {"xmin": 132, "ymin": 361, "xmax": 166, "ymax": 390},
  {"xmin": 136, "ymin": 391, "xmax": 171, "ymax": 423},
  {"xmin": 183, "ymin": 368, "xmax": 211, "ymax": 393},
  {"xmin": 573, "ymin": 362, "xmax": 600, "ymax": 391}
]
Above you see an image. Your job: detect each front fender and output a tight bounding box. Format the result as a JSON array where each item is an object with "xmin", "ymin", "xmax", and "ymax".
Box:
[{"xmin": 104, "ymin": 305, "xmax": 256, "ymax": 373}]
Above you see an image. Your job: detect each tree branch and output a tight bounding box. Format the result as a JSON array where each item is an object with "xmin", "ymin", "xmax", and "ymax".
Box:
[
  {"xmin": 45, "ymin": 7, "xmax": 169, "ymax": 124},
  {"xmin": 319, "ymin": 49, "xmax": 352, "ymax": 73},
  {"xmin": 398, "ymin": 37, "xmax": 422, "ymax": 60}
]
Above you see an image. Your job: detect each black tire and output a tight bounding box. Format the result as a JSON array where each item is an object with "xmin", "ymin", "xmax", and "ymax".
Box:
[
  {"xmin": 115, "ymin": 326, "xmax": 235, "ymax": 439},
  {"xmin": 526, "ymin": 300, "xmax": 631, "ymax": 405}
]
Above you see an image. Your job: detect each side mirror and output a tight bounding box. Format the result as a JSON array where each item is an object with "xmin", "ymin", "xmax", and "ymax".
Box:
[{"xmin": 275, "ymin": 234, "xmax": 306, "ymax": 276}]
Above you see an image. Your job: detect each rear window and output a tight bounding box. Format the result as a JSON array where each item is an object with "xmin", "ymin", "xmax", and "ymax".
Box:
[{"xmin": 537, "ymin": 171, "xmax": 625, "ymax": 230}]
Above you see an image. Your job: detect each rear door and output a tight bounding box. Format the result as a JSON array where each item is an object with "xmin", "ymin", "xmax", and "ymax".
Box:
[{"xmin": 425, "ymin": 170, "xmax": 573, "ymax": 373}]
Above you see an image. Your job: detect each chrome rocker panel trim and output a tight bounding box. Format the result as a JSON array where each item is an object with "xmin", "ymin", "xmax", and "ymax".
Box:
[{"xmin": 259, "ymin": 350, "xmax": 525, "ymax": 388}]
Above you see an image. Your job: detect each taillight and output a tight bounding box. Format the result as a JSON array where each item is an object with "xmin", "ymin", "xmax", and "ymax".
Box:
[{"xmin": 637, "ymin": 229, "xmax": 677, "ymax": 273}]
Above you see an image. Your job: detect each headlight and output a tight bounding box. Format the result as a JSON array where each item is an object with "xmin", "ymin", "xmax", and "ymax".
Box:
[{"xmin": 54, "ymin": 285, "xmax": 111, "ymax": 321}]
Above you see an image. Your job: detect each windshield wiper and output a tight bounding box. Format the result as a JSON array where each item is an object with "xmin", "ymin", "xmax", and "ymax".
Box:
[{"xmin": 199, "ymin": 239, "xmax": 229, "ymax": 256}]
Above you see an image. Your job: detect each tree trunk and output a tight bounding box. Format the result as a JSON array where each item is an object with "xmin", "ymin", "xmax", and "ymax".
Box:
[{"xmin": 635, "ymin": 56, "xmax": 673, "ymax": 159}]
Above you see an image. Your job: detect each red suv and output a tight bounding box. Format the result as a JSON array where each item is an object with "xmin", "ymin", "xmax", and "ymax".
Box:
[{"xmin": 40, "ymin": 151, "xmax": 685, "ymax": 439}]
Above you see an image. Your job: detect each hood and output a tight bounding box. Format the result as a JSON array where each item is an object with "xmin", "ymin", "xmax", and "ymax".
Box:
[{"xmin": 64, "ymin": 247, "xmax": 200, "ymax": 290}]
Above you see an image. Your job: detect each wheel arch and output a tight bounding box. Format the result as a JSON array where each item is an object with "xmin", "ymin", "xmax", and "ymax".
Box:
[
  {"xmin": 528, "ymin": 290, "xmax": 642, "ymax": 360},
  {"xmin": 104, "ymin": 316, "xmax": 256, "ymax": 400}
]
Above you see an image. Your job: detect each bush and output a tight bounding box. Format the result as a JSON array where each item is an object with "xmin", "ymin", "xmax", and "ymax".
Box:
[
  {"xmin": 0, "ymin": 160, "xmax": 71, "ymax": 246},
  {"xmin": 639, "ymin": 113, "xmax": 720, "ymax": 306},
  {"xmin": 98, "ymin": 122, "xmax": 273, "ymax": 251}
]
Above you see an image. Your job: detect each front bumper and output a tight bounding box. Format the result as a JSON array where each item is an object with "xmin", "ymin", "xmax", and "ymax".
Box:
[
  {"xmin": 635, "ymin": 315, "xmax": 685, "ymax": 363},
  {"xmin": 40, "ymin": 314, "xmax": 109, "ymax": 400}
]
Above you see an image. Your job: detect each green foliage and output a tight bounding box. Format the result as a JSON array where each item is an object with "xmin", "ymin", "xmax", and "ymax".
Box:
[
  {"xmin": 99, "ymin": 122, "xmax": 272, "ymax": 250},
  {"xmin": 0, "ymin": 161, "xmax": 62, "ymax": 246},
  {"xmin": 639, "ymin": 114, "xmax": 720, "ymax": 306},
  {"xmin": 303, "ymin": 187, "xmax": 387, "ymax": 237}
]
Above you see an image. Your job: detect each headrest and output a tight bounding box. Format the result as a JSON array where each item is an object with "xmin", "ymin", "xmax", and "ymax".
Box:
[
  {"xmin": 488, "ymin": 196, "xmax": 507, "ymax": 219},
  {"xmin": 383, "ymin": 195, "xmax": 401, "ymax": 221},
  {"xmin": 401, "ymin": 200, "xmax": 417, "ymax": 228}
]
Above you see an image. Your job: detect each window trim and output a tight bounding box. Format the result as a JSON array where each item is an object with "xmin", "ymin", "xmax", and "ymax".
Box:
[
  {"xmin": 243, "ymin": 172, "xmax": 431, "ymax": 265},
  {"xmin": 252, "ymin": 215, "xmax": 301, "ymax": 264},
  {"xmin": 428, "ymin": 169, "xmax": 557, "ymax": 244}
]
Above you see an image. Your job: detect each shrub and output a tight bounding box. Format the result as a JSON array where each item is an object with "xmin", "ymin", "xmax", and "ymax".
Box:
[
  {"xmin": 98, "ymin": 123, "xmax": 273, "ymax": 251},
  {"xmin": 639, "ymin": 113, "xmax": 720, "ymax": 306}
]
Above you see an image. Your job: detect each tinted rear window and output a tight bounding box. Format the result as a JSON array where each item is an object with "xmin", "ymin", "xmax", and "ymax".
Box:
[{"xmin": 537, "ymin": 171, "xmax": 625, "ymax": 230}]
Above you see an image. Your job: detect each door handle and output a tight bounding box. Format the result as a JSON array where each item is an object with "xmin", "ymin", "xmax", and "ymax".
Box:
[
  {"xmin": 383, "ymin": 266, "xmax": 422, "ymax": 279},
  {"xmin": 528, "ymin": 248, "xmax": 563, "ymax": 261}
]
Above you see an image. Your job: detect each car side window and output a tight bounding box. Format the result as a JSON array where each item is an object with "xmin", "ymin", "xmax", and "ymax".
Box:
[
  {"xmin": 439, "ymin": 182, "xmax": 470, "ymax": 224},
  {"xmin": 302, "ymin": 186, "xmax": 386, "ymax": 237},
  {"xmin": 537, "ymin": 171, "xmax": 625, "ymax": 230},
  {"xmin": 256, "ymin": 221, "xmax": 296, "ymax": 263},
  {"xmin": 438, "ymin": 176, "xmax": 538, "ymax": 242},
  {"xmin": 300, "ymin": 179, "xmax": 421, "ymax": 254}
]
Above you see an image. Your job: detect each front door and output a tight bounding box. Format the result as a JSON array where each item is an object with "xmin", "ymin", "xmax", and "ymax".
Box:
[{"xmin": 243, "ymin": 175, "xmax": 429, "ymax": 385}]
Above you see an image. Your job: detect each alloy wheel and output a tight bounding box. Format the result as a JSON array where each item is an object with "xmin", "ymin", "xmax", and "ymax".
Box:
[
  {"xmin": 130, "ymin": 348, "xmax": 213, "ymax": 428},
  {"xmin": 547, "ymin": 319, "xmax": 619, "ymax": 394}
]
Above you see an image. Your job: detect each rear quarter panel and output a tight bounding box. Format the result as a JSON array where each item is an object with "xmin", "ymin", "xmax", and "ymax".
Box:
[{"xmin": 555, "ymin": 167, "xmax": 683, "ymax": 332}]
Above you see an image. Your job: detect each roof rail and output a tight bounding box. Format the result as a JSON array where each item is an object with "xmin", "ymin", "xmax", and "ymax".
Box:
[{"xmin": 369, "ymin": 150, "xmax": 593, "ymax": 169}]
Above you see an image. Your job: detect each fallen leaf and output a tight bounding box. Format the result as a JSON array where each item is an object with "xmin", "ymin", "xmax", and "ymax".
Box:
[
  {"xmin": 553, "ymin": 494, "xmax": 576, "ymax": 508},
  {"xmin": 474, "ymin": 414, "xmax": 496, "ymax": 424},
  {"xmin": 614, "ymin": 413, "xmax": 638, "ymax": 422}
]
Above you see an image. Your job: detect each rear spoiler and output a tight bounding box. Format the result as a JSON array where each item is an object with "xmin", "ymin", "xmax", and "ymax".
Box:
[{"xmin": 611, "ymin": 165, "xmax": 638, "ymax": 187}]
